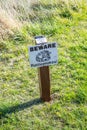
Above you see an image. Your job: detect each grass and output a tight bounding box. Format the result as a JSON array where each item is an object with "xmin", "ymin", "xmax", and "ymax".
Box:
[{"xmin": 0, "ymin": 0, "xmax": 87, "ymax": 130}]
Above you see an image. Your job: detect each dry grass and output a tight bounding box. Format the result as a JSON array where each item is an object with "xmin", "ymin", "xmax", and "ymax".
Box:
[
  {"xmin": 0, "ymin": 0, "xmax": 38, "ymax": 24},
  {"xmin": 0, "ymin": 0, "xmax": 38, "ymax": 39}
]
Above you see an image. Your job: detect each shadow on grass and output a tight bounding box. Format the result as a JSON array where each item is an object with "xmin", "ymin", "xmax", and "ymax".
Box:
[{"xmin": 0, "ymin": 98, "xmax": 42, "ymax": 118}]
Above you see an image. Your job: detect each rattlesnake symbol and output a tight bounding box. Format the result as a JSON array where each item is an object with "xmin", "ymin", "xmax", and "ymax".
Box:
[{"xmin": 36, "ymin": 50, "xmax": 51, "ymax": 62}]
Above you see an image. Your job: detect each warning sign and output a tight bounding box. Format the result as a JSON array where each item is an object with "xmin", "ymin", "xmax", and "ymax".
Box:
[{"xmin": 29, "ymin": 42, "xmax": 58, "ymax": 68}]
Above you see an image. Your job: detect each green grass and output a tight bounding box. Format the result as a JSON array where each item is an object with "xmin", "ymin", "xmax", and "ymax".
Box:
[{"xmin": 0, "ymin": 0, "xmax": 87, "ymax": 130}]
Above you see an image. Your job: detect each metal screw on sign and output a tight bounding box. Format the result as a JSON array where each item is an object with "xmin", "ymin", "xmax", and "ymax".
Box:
[{"xmin": 35, "ymin": 36, "xmax": 51, "ymax": 102}]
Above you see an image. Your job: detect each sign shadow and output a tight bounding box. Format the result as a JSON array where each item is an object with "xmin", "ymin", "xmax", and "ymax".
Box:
[{"xmin": 0, "ymin": 98, "xmax": 42, "ymax": 118}]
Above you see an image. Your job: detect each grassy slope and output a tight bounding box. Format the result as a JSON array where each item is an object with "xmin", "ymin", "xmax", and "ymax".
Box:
[{"xmin": 0, "ymin": 0, "xmax": 87, "ymax": 130}]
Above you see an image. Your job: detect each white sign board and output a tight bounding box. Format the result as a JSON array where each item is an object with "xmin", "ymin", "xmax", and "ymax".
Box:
[{"xmin": 29, "ymin": 42, "xmax": 58, "ymax": 68}]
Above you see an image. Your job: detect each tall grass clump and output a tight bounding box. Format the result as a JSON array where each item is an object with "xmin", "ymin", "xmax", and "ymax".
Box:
[{"xmin": 0, "ymin": 0, "xmax": 38, "ymax": 25}]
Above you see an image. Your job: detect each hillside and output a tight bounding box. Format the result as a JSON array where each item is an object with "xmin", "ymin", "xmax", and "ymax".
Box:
[{"xmin": 0, "ymin": 0, "xmax": 87, "ymax": 130}]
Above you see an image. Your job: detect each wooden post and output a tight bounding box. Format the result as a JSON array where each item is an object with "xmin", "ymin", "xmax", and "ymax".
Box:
[{"xmin": 38, "ymin": 66, "xmax": 51, "ymax": 102}]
